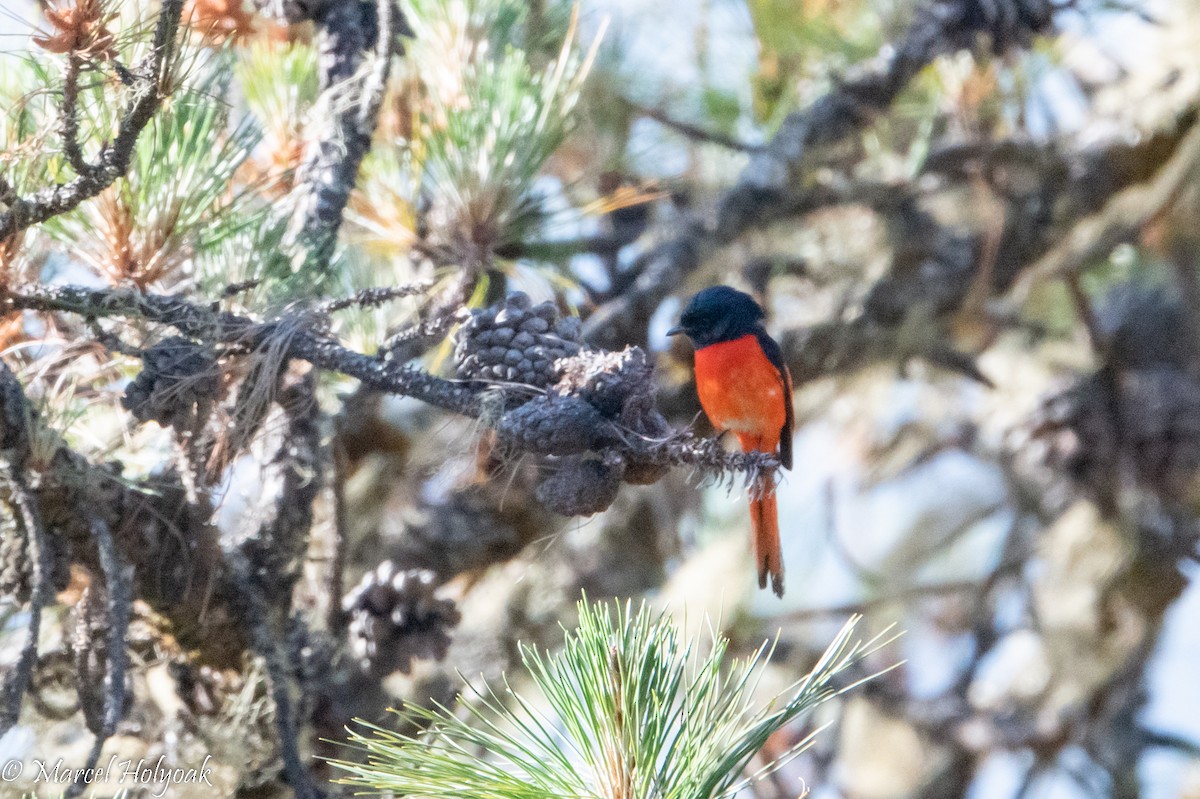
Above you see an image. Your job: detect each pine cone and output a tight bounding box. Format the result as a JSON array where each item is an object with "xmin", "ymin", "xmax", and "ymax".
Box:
[
  {"xmin": 342, "ymin": 563, "xmax": 461, "ymax": 676},
  {"xmin": 496, "ymin": 394, "xmax": 605, "ymax": 455},
  {"xmin": 122, "ymin": 336, "xmax": 220, "ymax": 430},
  {"xmin": 553, "ymin": 346, "xmax": 653, "ymax": 420},
  {"xmin": 454, "ymin": 293, "xmax": 582, "ymax": 395},
  {"xmin": 535, "ymin": 456, "xmax": 624, "ymax": 516}
]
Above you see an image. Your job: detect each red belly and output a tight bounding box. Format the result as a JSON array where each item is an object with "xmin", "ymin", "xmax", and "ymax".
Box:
[{"xmin": 693, "ymin": 334, "xmax": 787, "ymax": 451}]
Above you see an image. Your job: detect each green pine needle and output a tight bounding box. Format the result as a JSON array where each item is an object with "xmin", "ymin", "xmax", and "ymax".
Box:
[
  {"xmin": 46, "ymin": 58, "xmax": 262, "ymax": 287},
  {"xmin": 331, "ymin": 599, "xmax": 895, "ymax": 799},
  {"xmin": 0, "ymin": 57, "xmax": 61, "ymax": 198},
  {"xmin": 403, "ymin": 0, "xmax": 604, "ymax": 260},
  {"xmin": 236, "ymin": 39, "xmax": 319, "ymax": 142}
]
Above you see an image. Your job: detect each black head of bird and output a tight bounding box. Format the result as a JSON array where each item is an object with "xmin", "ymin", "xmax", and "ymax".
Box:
[{"xmin": 667, "ymin": 285, "xmax": 766, "ymax": 349}]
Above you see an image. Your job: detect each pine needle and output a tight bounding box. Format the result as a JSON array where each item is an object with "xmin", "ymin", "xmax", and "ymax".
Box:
[{"xmin": 330, "ymin": 598, "xmax": 893, "ymax": 799}]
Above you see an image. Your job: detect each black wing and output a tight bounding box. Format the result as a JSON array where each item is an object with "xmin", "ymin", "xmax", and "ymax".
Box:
[{"xmin": 754, "ymin": 327, "xmax": 794, "ymax": 470}]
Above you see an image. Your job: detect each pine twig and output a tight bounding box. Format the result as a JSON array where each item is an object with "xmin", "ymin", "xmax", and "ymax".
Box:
[
  {"xmin": 60, "ymin": 53, "xmax": 91, "ymax": 177},
  {"xmin": 230, "ymin": 553, "xmax": 324, "ymax": 799},
  {"xmin": 219, "ymin": 278, "xmax": 264, "ymax": 299},
  {"xmin": 636, "ymin": 104, "xmax": 762, "ymax": 153},
  {"xmin": 376, "ymin": 270, "xmax": 476, "ymax": 362},
  {"xmin": 317, "ymin": 281, "xmax": 434, "ymax": 314}
]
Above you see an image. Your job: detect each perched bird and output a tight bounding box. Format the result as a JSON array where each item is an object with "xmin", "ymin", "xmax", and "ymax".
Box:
[{"xmin": 669, "ymin": 286, "xmax": 794, "ymax": 597}]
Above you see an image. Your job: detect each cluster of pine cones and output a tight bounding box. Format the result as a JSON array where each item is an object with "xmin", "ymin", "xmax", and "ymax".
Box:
[{"xmin": 453, "ymin": 292, "xmax": 670, "ymax": 516}]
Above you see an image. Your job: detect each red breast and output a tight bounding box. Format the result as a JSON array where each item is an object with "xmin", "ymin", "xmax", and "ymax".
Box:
[{"xmin": 693, "ymin": 334, "xmax": 788, "ymax": 451}]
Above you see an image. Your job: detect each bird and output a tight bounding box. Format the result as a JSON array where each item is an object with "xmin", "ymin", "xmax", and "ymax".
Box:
[{"xmin": 668, "ymin": 285, "xmax": 794, "ymax": 597}]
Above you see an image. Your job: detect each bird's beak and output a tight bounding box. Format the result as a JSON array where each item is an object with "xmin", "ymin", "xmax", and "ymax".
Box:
[{"xmin": 666, "ymin": 325, "xmax": 684, "ymax": 337}]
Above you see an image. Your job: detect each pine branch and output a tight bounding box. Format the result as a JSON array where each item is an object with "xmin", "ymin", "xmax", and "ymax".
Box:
[
  {"xmin": 0, "ymin": 0, "xmax": 185, "ymax": 241},
  {"xmin": 1, "ymin": 380, "xmax": 249, "ymax": 668},
  {"xmin": 5, "ymin": 283, "xmax": 773, "ymax": 478},
  {"xmin": 0, "ymin": 362, "xmax": 56, "ymax": 738},
  {"xmin": 583, "ymin": 0, "xmax": 1058, "ymax": 349},
  {"xmin": 221, "ymin": 376, "xmax": 326, "ymax": 798},
  {"xmin": 65, "ymin": 512, "xmax": 132, "ymax": 799},
  {"xmin": 283, "ymin": 0, "xmax": 402, "ymax": 277},
  {"xmin": 777, "ymin": 106, "xmax": 1200, "ymax": 388},
  {"xmin": 230, "ymin": 551, "xmax": 325, "ymax": 799},
  {"xmin": 1013, "ymin": 118, "xmax": 1200, "ymax": 298}
]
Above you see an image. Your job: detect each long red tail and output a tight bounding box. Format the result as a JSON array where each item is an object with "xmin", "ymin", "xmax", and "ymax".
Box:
[{"xmin": 750, "ymin": 480, "xmax": 784, "ymax": 597}]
